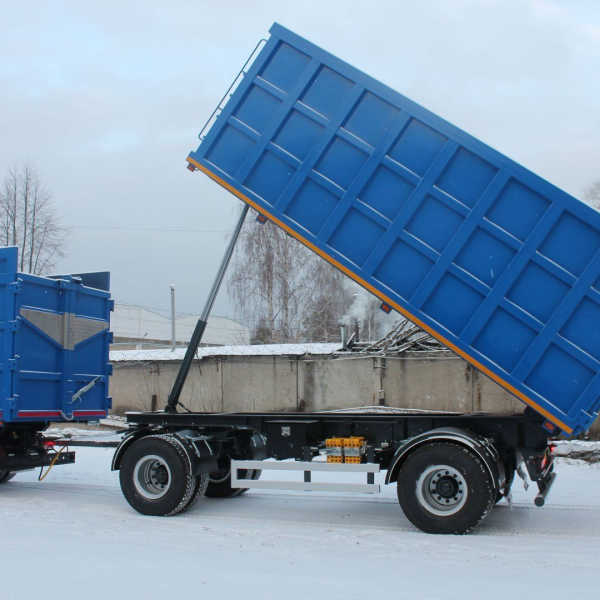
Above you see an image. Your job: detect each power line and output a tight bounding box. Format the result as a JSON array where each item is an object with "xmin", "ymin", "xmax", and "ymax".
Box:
[
  {"xmin": 68, "ymin": 225, "xmax": 231, "ymax": 234},
  {"xmin": 113, "ymin": 300, "xmax": 243, "ymax": 324}
]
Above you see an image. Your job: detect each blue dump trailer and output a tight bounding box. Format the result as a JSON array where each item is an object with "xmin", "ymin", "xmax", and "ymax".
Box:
[
  {"xmin": 0, "ymin": 246, "xmax": 112, "ymax": 481},
  {"xmin": 113, "ymin": 24, "xmax": 600, "ymax": 533}
]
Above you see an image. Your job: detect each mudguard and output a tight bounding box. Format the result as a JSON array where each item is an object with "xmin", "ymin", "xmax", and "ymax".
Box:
[
  {"xmin": 385, "ymin": 427, "xmax": 505, "ymax": 492},
  {"xmin": 111, "ymin": 430, "xmax": 147, "ymax": 471},
  {"xmin": 112, "ymin": 430, "xmax": 265, "ymax": 473}
]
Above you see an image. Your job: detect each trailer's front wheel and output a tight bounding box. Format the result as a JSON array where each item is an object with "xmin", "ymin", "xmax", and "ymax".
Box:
[
  {"xmin": 119, "ymin": 435, "xmax": 195, "ymax": 516},
  {"xmin": 397, "ymin": 442, "xmax": 495, "ymax": 534}
]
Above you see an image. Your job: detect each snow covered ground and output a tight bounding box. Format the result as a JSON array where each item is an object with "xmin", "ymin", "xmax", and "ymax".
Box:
[{"xmin": 2, "ymin": 444, "xmax": 600, "ymax": 600}]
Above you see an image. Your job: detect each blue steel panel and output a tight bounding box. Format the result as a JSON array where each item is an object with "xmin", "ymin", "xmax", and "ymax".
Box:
[
  {"xmin": 0, "ymin": 247, "xmax": 111, "ymax": 424},
  {"xmin": 187, "ymin": 24, "xmax": 600, "ymax": 436},
  {"xmin": 0, "ymin": 247, "xmax": 18, "ymax": 425}
]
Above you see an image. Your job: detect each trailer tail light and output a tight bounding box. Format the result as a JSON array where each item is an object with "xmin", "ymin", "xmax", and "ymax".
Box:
[
  {"xmin": 540, "ymin": 446, "xmax": 556, "ymax": 471},
  {"xmin": 380, "ymin": 303, "xmax": 392, "ymax": 314},
  {"xmin": 256, "ymin": 214, "xmax": 268, "ymax": 224}
]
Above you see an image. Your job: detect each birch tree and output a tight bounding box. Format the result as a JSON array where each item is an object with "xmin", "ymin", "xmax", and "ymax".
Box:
[
  {"xmin": 228, "ymin": 214, "xmax": 315, "ymax": 343},
  {"xmin": 228, "ymin": 211, "xmax": 359, "ymax": 343},
  {"xmin": 0, "ymin": 163, "xmax": 69, "ymax": 274},
  {"xmin": 302, "ymin": 260, "xmax": 353, "ymax": 342}
]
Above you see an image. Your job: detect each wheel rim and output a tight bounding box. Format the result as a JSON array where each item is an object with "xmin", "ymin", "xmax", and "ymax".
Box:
[
  {"xmin": 209, "ymin": 465, "xmax": 231, "ymax": 484},
  {"xmin": 415, "ymin": 464, "xmax": 468, "ymax": 516},
  {"xmin": 133, "ymin": 455, "xmax": 172, "ymax": 500}
]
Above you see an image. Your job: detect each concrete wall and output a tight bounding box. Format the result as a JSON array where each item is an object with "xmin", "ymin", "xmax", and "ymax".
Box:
[
  {"xmin": 110, "ymin": 353, "xmax": 600, "ymax": 439},
  {"xmin": 111, "ymin": 356, "xmax": 299, "ymax": 413},
  {"xmin": 110, "ymin": 353, "xmax": 524, "ymax": 415}
]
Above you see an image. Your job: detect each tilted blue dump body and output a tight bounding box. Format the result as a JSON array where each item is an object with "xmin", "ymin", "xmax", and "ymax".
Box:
[
  {"xmin": 187, "ymin": 24, "xmax": 600, "ymax": 436},
  {"xmin": 0, "ymin": 247, "xmax": 112, "ymax": 424}
]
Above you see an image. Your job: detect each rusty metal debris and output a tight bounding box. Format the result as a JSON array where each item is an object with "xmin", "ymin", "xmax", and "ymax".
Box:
[{"xmin": 347, "ymin": 318, "xmax": 449, "ymax": 356}]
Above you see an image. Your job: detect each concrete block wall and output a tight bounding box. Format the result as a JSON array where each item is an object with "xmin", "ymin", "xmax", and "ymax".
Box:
[
  {"xmin": 110, "ymin": 353, "xmax": 600, "ymax": 439},
  {"xmin": 110, "ymin": 353, "xmax": 519, "ymax": 414},
  {"xmin": 111, "ymin": 356, "xmax": 300, "ymax": 413}
]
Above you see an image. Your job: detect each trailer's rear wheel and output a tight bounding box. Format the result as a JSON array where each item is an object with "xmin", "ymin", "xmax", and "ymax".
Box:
[
  {"xmin": 119, "ymin": 434, "xmax": 195, "ymax": 516},
  {"xmin": 397, "ymin": 442, "xmax": 495, "ymax": 534},
  {"xmin": 0, "ymin": 470, "xmax": 16, "ymax": 484},
  {"xmin": 205, "ymin": 457, "xmax": 260, "ymax": 498}
]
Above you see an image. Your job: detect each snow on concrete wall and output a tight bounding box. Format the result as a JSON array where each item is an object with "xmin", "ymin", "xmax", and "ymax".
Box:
[{"xmin": 110, "ymin": 343, "xmax": 343, "ymax": 362}]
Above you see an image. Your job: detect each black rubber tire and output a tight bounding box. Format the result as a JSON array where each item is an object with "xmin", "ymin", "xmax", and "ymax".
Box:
[
  {"xmin": 182, "ymin": 474, "xmax": 210, "ymax": 512},
  {"xmin": 119, "ymin": 434, "xmax": 196, "ymax": 516},
  {"xmin": 205, "ymin": 457, "xmax": 261, "ymax": 498},
  {"xmin": 397, "ymin": 442, "xmax": 495, "ymax": 535},
  {"xmin": 0, "ymin": 470, "xmax": 16, "ymax": 484}
]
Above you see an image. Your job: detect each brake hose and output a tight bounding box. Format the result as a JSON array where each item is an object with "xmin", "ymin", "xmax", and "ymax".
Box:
[{"xmin": 38, "ymin": 446, "xmax": 67, "ymax": 481}]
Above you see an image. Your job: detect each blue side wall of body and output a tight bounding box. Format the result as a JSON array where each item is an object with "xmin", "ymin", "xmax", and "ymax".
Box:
[
  {"xmin": 189, "ymin": 23, "xmax": 600, "ymax": 436},
  {"xmin": 0, "ymin": 247, "xmax": 112, "ymax": 424}
]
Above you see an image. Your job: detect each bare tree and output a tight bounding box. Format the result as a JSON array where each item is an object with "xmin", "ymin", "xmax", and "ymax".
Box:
[
  {"xmin": 228, "ymin": 210, "xmax": 359, "ymax": 343},
  {"xmin": 250, "ymin": 316, "xmax": 274, "ymax": 345},
  {"xmin": 302, "ymin": 260, "xmax": 353, "ymax": 342},
  {"xmin": 228, "ymin": 212, "xmax": 316, "ymax": 343},
  {"xmin": 0, "ymin": 162, "xmax": 69, "ymax": 274},
  {"xmin": 583, "ymin": 179, "xmax": 600, "ymax": 211}
]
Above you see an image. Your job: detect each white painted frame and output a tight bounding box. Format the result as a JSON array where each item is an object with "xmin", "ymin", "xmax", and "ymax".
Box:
[{"xmin": 231, "ymin": 459, "xmax": 381, "ymax": 494}]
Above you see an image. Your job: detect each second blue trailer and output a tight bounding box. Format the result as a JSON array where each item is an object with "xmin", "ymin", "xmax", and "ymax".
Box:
[{"xmin": 0, "ymin": 247, "xmax": 112, "ymax": 481}]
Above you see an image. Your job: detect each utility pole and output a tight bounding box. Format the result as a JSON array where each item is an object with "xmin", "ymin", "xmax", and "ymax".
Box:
[{"xmin": 170, "ymin": 284, "xmax": 176, "ymax": 351}]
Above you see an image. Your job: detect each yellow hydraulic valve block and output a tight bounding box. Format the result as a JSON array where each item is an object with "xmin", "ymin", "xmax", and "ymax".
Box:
[
  {"xmin": 343, "ymin": 437, "xmax": 367, "ymax": 464},
  {"xmin": 325, "ymin": 437, "xmax": 368, "ymax": 463},
  {"xmin": 326, "ymin": 437, "xmax": 344, "ymax": 463}
]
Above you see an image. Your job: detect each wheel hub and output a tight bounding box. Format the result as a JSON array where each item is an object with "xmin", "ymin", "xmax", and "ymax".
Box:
[
  {"xmin": 416, "ymin": 465, "xmax": 468, "ymax": 516},
  {"xmin": 153, "ymin": 466, "xmax": 168, "ymax": 485},
  {"xmin": 436, "ymin": 476, "xmax": 458, "ymax": 498},
  {"xmin": 133, "ymin": 455, "xmax": 172, "ymax": 500}
]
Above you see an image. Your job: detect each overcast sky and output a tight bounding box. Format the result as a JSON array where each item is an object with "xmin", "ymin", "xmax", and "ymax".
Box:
[{"xmin": 1, "ymin": 0, "xmax": 599, "ymax": 319}]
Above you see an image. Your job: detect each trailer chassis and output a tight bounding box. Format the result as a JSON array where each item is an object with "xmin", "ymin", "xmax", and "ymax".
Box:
[
  {"xmin": 112, "ymin": 407, "xmax": 555, "ymax": 534},
  {"xmin": 111, "ymin": 204, "xmax": 556, "ymax": 533}
]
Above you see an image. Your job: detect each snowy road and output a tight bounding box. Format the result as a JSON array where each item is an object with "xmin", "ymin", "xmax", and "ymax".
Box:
[{"xmin": 2, "ymin": 447, "xmax": 599, "ymax": 600}]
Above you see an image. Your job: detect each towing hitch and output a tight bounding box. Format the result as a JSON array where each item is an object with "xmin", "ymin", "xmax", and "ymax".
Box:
[{"xmin": 0, "ymin": 449, "xmax": 75, "ymax": 472}]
